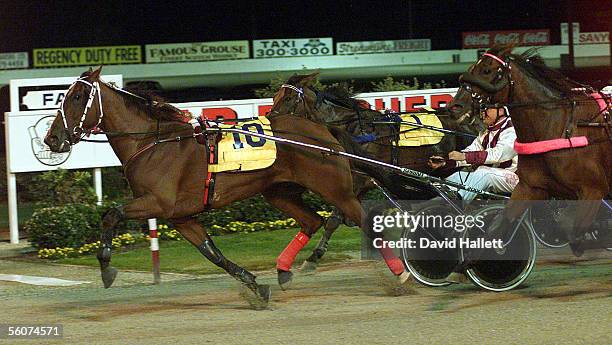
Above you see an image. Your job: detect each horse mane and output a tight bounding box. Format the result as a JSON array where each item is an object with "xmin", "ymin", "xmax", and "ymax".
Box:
[
  {"xmin": 491, "ymin": 45, "xmax": 590, "ymax": 95},
  {"xmin": 317, "ymin": 85, "xmax": 372, "ymax": 111},
  {"xmin": 80, "ymin": 70, "xmax": 186, "ymax": 122},
  {"xmin": 118, "ymin": 88, "xmax": 187, "ymax": 122}
]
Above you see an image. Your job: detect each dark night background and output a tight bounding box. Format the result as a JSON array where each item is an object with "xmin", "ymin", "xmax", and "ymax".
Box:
[{"xmin": 0, "ymin": 0, "xmax": 609, "ymax": 53}]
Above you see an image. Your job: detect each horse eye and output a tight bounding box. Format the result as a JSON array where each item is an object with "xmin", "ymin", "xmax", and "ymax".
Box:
[
  {"xmin": 74, "ymin": 94, "xmax": 81, "ymax": 101},
  {"xmin": 483, "ymin": 69, "xmax": 491, "ymax": 75}
]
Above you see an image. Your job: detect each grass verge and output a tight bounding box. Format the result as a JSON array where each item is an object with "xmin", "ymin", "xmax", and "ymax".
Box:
[{"xmin": 57, "ymin": 226, "xmax": 362, "ymax": 275}]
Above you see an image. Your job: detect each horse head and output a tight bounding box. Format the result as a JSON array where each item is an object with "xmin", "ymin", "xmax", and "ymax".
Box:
[
  {"xmin": 457, "ymin": 44, "xmax": 515, "ymax": 106},
  {"xmin": 447, "ymin": 44, "xmax": 518, "ymax": 132},
  {"xmin": 270, "ymin": 72, "xmax": 323, "ymax": 122},
  {"xmin": 45, "ymin": 66, "xmax": 105, "ymax": 152}
]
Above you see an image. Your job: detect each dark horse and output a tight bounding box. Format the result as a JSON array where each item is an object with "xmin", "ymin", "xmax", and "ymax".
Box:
[
  {"xmin": 448, "ymin": 44, "xmax": 611, "ymax": 256},
  {"xmin": 270, "ymin": 73, "xmax": 482, "ymax": 270},
  {"xmin": 44, "ymin": 67, "xmax": 411, "ymax": 308}
]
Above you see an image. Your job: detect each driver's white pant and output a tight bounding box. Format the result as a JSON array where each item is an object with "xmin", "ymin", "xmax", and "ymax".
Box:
[{"xmin": 446, "ymin": 166, "xmax": 519, "ymax": 201}]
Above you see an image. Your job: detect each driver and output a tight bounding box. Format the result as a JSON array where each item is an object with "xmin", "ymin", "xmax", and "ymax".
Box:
[{"xmin": 428, "ymin": 105, "xmax": 519, "ymax": 200}]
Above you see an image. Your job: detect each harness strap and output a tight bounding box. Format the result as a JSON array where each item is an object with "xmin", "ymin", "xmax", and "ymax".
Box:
[
  {"xmin": 482, "ymin": 53, "xmax": 507, "ymax": 67},
  {"xmin": 563, "ymin": 101, "xmax": 577, "ymax": 138},
  {"xmin": 514, "ymin": 136, "xmax": 589, "ymax": 155},
  {"xmin": 485, "ymin": 160, "xmax": 513, "ymax": 169},
  {"xmin": 589, "ymin": 91, "xmax": 612, "ymax": 141},
  {"xmin": 123, "ymin": 142, "xmax": 158, "ymax": 174},
  {"xmin": 352, "ymin": 133, "xmax": 377, "ymax": 143},
  {"xmin": 202, "ymin": 122, "xmax": 219, "ymax": 209}
]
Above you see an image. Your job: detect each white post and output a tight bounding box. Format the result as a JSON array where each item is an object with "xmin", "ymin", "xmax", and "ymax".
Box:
[
  {"xmin": 148, "ymin": 218, "xmax": 161, "ymax": 284},
  {"xmin": 94, "ymin": 168, "xmax": 103, "ymax": 205},
  {"xmin": 5, "ymin": 111, "xmax": 19, "ymax": 244},
  {"xmin": 7, "ymin": 173, "xmax": 19, "ymax": 244}
]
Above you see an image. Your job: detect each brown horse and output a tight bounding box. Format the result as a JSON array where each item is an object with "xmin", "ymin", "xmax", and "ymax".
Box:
[
  {"xmin": 447, "ymin": 45, "xmax": 611, "ymax": 257},
  {"xmin": 270, "ymin": 73, "xmax": 482, "ymax": 270},
  {"xmin": 43, "ymin": 67, "xmax": 412, "ymax": 308}
]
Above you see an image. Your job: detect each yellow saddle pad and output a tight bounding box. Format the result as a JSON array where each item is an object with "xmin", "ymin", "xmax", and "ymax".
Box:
[
  {"xmin": 208, "ymin": 116, "xmax": 277, "ymax": 173},
  {"xmin": 398, "ymin": 112, "xmax": 444, "ymax": 147}
]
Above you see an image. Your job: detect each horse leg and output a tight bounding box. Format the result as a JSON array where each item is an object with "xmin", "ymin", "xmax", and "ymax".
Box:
[
  {"xmin": 97, "ymin": 195, "xmax": 163, "ymax": 288},
  {"xmin": 446, "ymin": 183, "xmax": 548, "ymax": 283},
  {"xmin": 304, "ymin": 178, "xmax": 371, "ymax": 271},
  {"xmin": 569, "ymin": 189, "xmax": 607, "ymax": 256},
  {"xmin": 320, "ymin": 191, "xmax": 411, "ymax": 284},
  {"xmin": 263, "ymin": 189, "xmax": 323, "ymax": 290},
  {"xmin": 301, "ymin": 208, "xmax": 343, "ymax": 272},
  {"xmin": 97, "ymin": 207, "xmax": 122, "ymax": 288},
  {"xmin": 173, "ymin": 217, "xmax": 271, "ymax": 308}
]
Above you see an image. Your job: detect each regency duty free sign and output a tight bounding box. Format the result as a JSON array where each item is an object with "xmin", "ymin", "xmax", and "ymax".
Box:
[{"xmin": 33, "ymin": 45, "xmax": 142, "ymax": 67}]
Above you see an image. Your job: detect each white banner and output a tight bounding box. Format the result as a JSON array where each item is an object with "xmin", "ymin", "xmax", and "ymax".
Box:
[
  {"xmin": 0, "ymin": 52, "xmax": 29, "ymax": 70},
  {"xmin": 6, "ymin": 77, "xmax": 458, "ymax": 174},
  {"xmin": 145, "ymin": 41, "xmax": 249, "ymax": 63},
  {"xmin": 9, "ymin": 75, "xmax": 123, "ymax": 113},
  {"xmin": 6, "ymin": 75, "xmax": 124, "ymax": 173},
  {"xmin": 576, "ymin": 32, "xmax": 610, "ymax": 45},
  {"xmin": 337, "ymin": 39, "xmax": 431, "ymax": 55},
  {"xmin": 253, "ymin": 38, "xmax": 333, "ymax": 58},
  {"xmin": 5, "ymin": 113, "xmax": 121, "ymax": 173},
  {"xmin": 174, "ymin": 88, "xmax": 459, "ymax": 120}
]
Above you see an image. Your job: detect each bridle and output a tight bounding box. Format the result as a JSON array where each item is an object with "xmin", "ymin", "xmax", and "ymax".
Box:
[
  {"xmin": 270, "ymin": 84, "xmax": 305, "ymax": 115},
  {"xmin": 58, "ymin": 77, "xmax": 105, "ymax": 143},
  {"xmin": 460, "ymin": 52, "xmax": 515, "ymax": 107},
  {"xmin": 275, "ymin": 83, "xmax": 371, "ymax": 132}
]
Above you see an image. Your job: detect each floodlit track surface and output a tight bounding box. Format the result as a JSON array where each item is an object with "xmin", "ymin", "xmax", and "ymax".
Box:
[{"xmin": 0, "ymin": 250, "xmax": 610, "ymax": 345}]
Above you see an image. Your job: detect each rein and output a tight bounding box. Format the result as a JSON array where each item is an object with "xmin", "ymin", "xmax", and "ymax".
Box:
[
  {"xmin": 122, "ymin": 120, "xmax": 348, "ymax": 174},
  {"xmin": 122, "ymin": 134, "xmax": 194, "ymax": 174}
]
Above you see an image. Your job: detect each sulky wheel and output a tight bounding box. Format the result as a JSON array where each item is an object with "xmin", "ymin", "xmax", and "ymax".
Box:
[
  {"xmin": 401, "ymin": 203, "xmax": 459, "ymax": 287},
  {"xmin": 528, "ymin": 200, "xmax": 569, "ymax": 248},
  {"xmin": 462, "ymin": 204, "xmax": 537, "ymax": 292}
]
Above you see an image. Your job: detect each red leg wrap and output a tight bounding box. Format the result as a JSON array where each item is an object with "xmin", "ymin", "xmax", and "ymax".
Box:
[
  {"xmin": 276, "ymin": 232, "xmax": 310, "ymax": 271},
  {"xmin": 379, "ymin": 247, "xmax": 405, "ymax": 276}
]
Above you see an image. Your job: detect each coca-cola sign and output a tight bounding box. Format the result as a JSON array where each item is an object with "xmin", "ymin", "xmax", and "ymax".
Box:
[{"xmin": 462, "ymin": 30, "xmax": 550, "ymax": 48}]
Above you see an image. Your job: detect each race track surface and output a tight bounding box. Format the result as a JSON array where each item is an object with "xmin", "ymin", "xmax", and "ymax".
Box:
[{"xmin": 0, "ymin": 251, "xmax": 610, "ymax": 344}]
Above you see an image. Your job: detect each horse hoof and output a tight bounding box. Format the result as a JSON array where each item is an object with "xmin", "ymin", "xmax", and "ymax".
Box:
[
  {"xmin": 446, "ymin": 272, "xmax": 470, "ymax": 284},
  {"xmin": 277, "ymin": 270, "xmax": 293, "ymax": 291},
  {"xmin": 397, "ymin": 270, "xmax": 412, "ymax": 285},
  {"xmin": 101, "ymin": 267, "xmax": 118, "ymax": 288},
  {"xmin": 381, "ymin": 271, "xmax": 416, "ymax": 296},
  {"xmin": 239, "ymin": 284, "xmax": 271, "ymax": 310},
  {"xmin": 299, "ymin": 260, "xmax": 318, "ymax": 274},
  {"xmin": 257, "ymin": 284, "xmax": 271, "ymax": 303},
  {"xmin": 569, "ymin": 242, "xmax": 584, "ymax": 257}
]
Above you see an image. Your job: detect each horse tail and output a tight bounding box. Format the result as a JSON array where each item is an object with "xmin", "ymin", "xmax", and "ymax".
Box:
[{"xmin": 326, "ymin": 126, "xmax": 436, "ymax": 200}]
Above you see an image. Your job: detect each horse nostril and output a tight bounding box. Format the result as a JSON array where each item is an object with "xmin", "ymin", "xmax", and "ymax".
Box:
[
  {"xmin": 449, "ymin": 105, "xmax": 463, "ymax": 114},
  {"xmin": 45, "ymin": 135, "xmax": 58, "ymax": 148}
]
